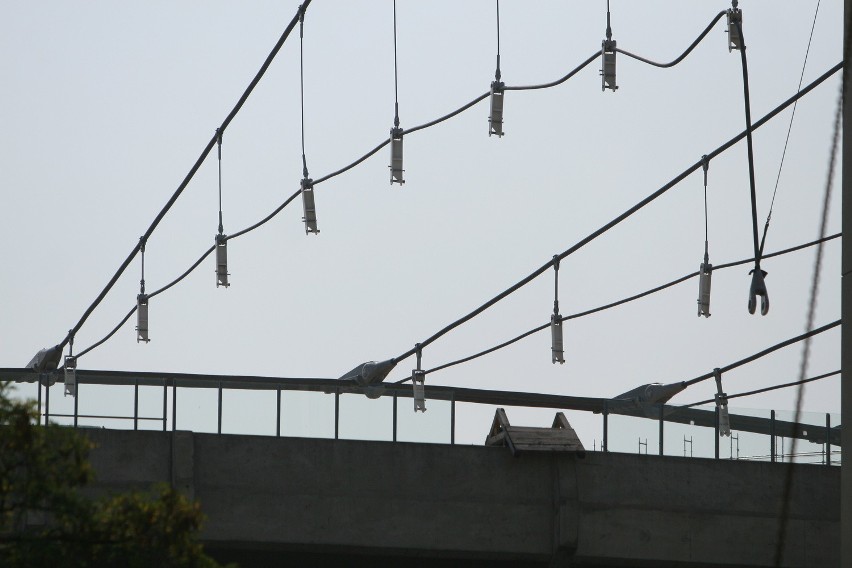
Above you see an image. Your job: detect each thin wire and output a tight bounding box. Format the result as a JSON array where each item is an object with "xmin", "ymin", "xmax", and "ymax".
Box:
[
  {"xmin": 702, "ymin": 156, "xmax": 709, "ymax": 256},
  {"xmin": 615, "ymin": 11, "xmax": 726, "ymax": 69},
  {"xmin": 682, "ymin": 370, "xmax": 839, "ymax": 408},
  {"xmin": 408, "ymin": 233, "xmax": 839, "ymax": 380},
  {"xmin": 732, "ymin": 19, "xmax": 761, "ymax": 264},
  {"xmin": 217, "ymin": 129, "xmax": 224, "ymax": 234},
  {"xmin": 758, "ymin": 0, "xmax": 821, "ymax": 258},
  {"xmin": 774, "ymin": 42, "xmax": 843, "ymax": 566},
  {"xmin": 393, "ymin": 0, "xmax": 400, "ymax": 127},
  {"xmin": 495, "ymin": 0, "xmax": 501, "ymax": 81},
  {"xmin": 139, "ymin": 238, "xmax": 146, "ymax": 295},
  {"xmin": 300, "ymin": 4, "xmax": 309, "ymax": 178},
  {"xmin": 54, "ymin": 1, "xmax": 311, "ymax": 352},
  {"xmin": 393, "ymin": 61, "xmax": 842, "ymax": 365}
]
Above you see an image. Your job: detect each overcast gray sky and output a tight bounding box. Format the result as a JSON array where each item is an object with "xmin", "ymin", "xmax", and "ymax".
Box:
[{"xmin": 1, "ymin": 1, "xmax": 843, "ymax": 445}]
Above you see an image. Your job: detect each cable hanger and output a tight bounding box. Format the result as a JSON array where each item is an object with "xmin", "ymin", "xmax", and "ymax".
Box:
[
  {"xmin": 697, "ymin": 155, "xmax": 712, "ymax": 317},
  {"xmin": 551, "ymin": 255, "xmax": 565, "ymax": 364},
  {"xmin": 601, "ymin": 0, "xmax": 618, "ymax": 91},
  {"xmin": 728, "ymin": 1, "xmax": 768, "ymax": 315},
  {"xmin": 136, "ymin": 237, "xmax": 150, "ymax": 343},
  {"xmin": 215, "ymin": 128, "xmax": 230, "ymax": 287},
  {"xmin": 757, "ymin": 0, "xmax": 821, "ymax": 260},
  {"xmin": 299, "ymin": 4, "xmax": 319, "ymax": 235},
  {"xmin": 488, "ymin": 0, "xmax": 505, "ymax": 137},
  {"xmin": 389, "ymin": 0, "xmax": 405, "ymax": 184}
]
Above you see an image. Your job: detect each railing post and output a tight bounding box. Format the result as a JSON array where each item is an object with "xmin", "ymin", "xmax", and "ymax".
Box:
[
  {"xmin": 276, "ymin": 387, "xmax": 281, "ymax": 437},
  {"xmin": 714, "ymin": 406, "xmax": 719, "ymax": 459},
  {"xmin": 217, "ymin": 382, "xmax": 223, "ymax": 435},
  {"xmin": 603, "ymin": 401, "xmax": 609, "ymax": 452},
  {"xmin": 37, "ymin": 381, "xmax": 42, "ymax": 426},
  {"xmin": 171, "ymin": 380, "xmax": 177, "ymax": 432},
  {"xmin": 658, "ymin": 404, "xmax": 664, "ymax": 456},
  {"xmin": 162, "ymin": 379, "xmax": 168, "ymax": 432},
  {"xmin": 134, "ymin": 379, "xmax": 139, "ymax": 431},
  {"xmin": 45, "ymin": 381, "xmax": 50, "ymax": 425},
  {"xmin": 73, "ymin": 385, "xmax": 79, "ymax": 428},
  {"xmin": 392, "ymin": 393, "xmax": 397, "ymax": 442},
  {"xmin": 334, "ymin": 389, "xmax": 339, "ymax": 440},
  {"xmin": 826, "ymin": 412, "xmax": 831, "ymax": 466},
  {"xmin": 771, "ymin": 409, "xmax": 776, "ymax": 463},
  {"xmin": 451, "ymin": 393, "xmax": 456, "ymax": 445}
]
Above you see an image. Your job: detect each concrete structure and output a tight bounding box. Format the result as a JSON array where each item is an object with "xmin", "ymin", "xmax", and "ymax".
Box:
[{"xmin": 84, "ymin": 429, "xmax": 839, "ymax": 567}]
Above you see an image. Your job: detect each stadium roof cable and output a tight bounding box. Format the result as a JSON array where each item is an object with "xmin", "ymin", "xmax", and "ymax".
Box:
[{"xmin": 757, "ymin": 0, "xmax": 821, "ymax": 261}]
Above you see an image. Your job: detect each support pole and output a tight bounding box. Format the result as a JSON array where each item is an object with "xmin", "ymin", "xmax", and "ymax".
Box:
[
  {"xmin": 603, "ymin": 401, "xmax": 609, "ymax": 452},
  {"xmin": 658, "ymin": 404, "xmax": 664, "ymax": 456},
  {"xmin": 451, "ymin": 394, "xmax": 456, "ymax": 445},
  {"xmin": 334, "ymin": 389, "xmax": 339, "ymax": 440},
  {"xmin": 842, "ymin": 4, "xmax": 851, "ymax": 563},
  {"xmin": 276, "ymin": 388, "xmax": 281, "ymax": 437},
  {"xmin": 217, "ymin": 382, "xmax": 223, "ymax": 435},
  {"xmin": 771, "ymin": 409, "xmax": 776, "ymax": 463},
  {"xmin": 134, "ymin": 379, "xmax": 139, "ymax": 431},
  {"xmin": 392, "ymin": 394, "xmax": 398, "ymax": 442}
]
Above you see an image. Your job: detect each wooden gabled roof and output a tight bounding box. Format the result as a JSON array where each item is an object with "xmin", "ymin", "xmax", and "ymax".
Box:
[{"xmin": 485, "ymin": 408, "xmax": 586, "ymax": 457}]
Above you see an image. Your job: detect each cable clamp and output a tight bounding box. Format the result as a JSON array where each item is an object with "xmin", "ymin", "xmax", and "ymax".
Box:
[
  {"xmin": 713, "ymin": 368, "xmax": 731, "ymax": 437},
  {"xmin": 301, "ymin": 177, "xmax": 319, "ymax": 234},
  {"xmin": 390, "ymin": 126, "xmax": 405, "ymax": 185},
  {"xmin": 489, "ymin": 79, "xmax": 505, "ymax": 137}
]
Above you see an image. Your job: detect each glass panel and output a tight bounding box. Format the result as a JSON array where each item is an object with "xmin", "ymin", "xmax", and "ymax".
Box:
[
  {"xmin": 280, "ymin": 390, "xmax": 335, "ymax": 439},
  {"xmin": 338, "ymin": 393, "xmax": 393, "ymax": 442},
  {"xmin": 396, "ymin": 397, "xmax": 450, "ymax": 444},
  {"xmin": 221, "ymin": 388, "xmax": 277, "ymax": 437}
]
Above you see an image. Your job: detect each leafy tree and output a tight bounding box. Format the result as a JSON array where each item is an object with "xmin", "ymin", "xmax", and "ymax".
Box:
[{"xmin": 0, "ymin": 381, "xmax": 229, "ymax": 568}]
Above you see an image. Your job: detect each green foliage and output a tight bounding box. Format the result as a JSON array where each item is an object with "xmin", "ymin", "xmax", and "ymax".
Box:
[{"xmin": 0, "ymin": 382, "xmax": 230, "ymax": 568}]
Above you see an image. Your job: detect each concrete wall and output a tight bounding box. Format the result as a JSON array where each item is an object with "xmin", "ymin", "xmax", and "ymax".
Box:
[{"xmin": 84, "ymin": 429, "xmax": 840, "ymax": 567}]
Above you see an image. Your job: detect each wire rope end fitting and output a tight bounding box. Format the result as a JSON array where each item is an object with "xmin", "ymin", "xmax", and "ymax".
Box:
[
  {"xmin": 301, "ymin": 177, "xmax": 319, "ymax": 235},
  {"xmin": 136, "ymin": 293, "xmax": 150, "ymax": 343},
  {"xmin": 389, "ymin": 126, "xmax": 405, "ymax": 185},
  {"xmin": 489, "ymin": 80, "xmax": 505, "ymax": 137},
  {"xmin": 551, "ymin": 314, "xmax": 565, "ymax": 365},
  {"xmin": 600, "ymin": 39, "xmax": 618, "ymax": 92},
  {"xmin": 747, "ymin": 267, "xmax": 769, "ymax": 316}
]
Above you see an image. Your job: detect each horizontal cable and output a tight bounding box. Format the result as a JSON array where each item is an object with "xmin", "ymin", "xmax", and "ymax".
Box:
[
  {"xmin": 404, "ymin": 232, "xmax": 840, "ymax": 381},
  {"xmin": 615, "ymin": 11, "xmax": 726, "ymax": 68},
  {"xmin": 393, "ymin": 61, "xmax": 842, "ymax": 366},
  {"xmin": 75, "ymin": 306, "xmax": 137, "ymax": 359},
  {"xmin": 681, "ymin": 369, "xmax": 839, "ymax": 408},
  {"xmin": 682, "ymin": 319, "xmax": 840, "ymax": 387}
]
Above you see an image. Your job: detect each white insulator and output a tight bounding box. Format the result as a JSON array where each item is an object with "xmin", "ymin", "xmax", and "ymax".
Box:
[
  {"xmin": 301, "ymin": 178, "xmax": 319, "ymax": 234},
  {"xmin": 726, "ymin": 8, "xmax": 742, "ymax": 52},
  {"xmin": 64, "ymin": 355, "xmax": 77, "ymax": 397},
  {"xmin": 601, "ymin": 40, "xmax": 618, "ymax": 91},
  {"xmin": 412, "ymin": 369, "xmax": 426, "ymax": 412},
  {"xmin": 215, "ymin": 234, "xmax": 229, "ymax": 288},
  {"xmin": 697, "ymin": 261, "xmax": 712, "ymax": 317},
  {"xmin": 551, "ymin": 313, "xmax": 565, "ymax": 364},
  {"xmin": 489, "ymin": 81, "xmax": 505, "ymax": 137},
  {"xmin": 389, "ymin": 127, "xmax": 405, "ymax": 185},
  {"xmin": 136, "ymin": 294, "xmax": 150, "ymax": 343}
]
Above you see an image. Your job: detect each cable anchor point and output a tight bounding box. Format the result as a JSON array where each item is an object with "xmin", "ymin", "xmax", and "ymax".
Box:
[{"xmin": 726, "ymin": 1, "xmax": 743, "ymax": 52}]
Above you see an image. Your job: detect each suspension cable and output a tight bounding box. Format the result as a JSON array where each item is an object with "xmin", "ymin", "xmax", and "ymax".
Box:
[
  {"xmin": 393, "ymin": 0, "xmax": 400, "ymax": 128},
  {"xmin": 53, "ymin": 1, "xmax": 311, "ymax": 352},
  {"xmin": 758, "ymin": 0, "xmax": 821, "ymax": 258},
  {"xmin": 403, "ymin": 233, "xmax": 839, "ymax": 380},
  {"xmin": 495, "ymin": 0, "xmax": 501, "ymax": 81},
  {"xmin": 616, "ymin": 11, "xmax": 727, "ymax": 68},
  {"xmin": 300, "ymin": 4, "xmax": 309, "ymax": 178},
  {"xmin": 682, "ymin": 369, "xmax": 839, "ymax": 408}
]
